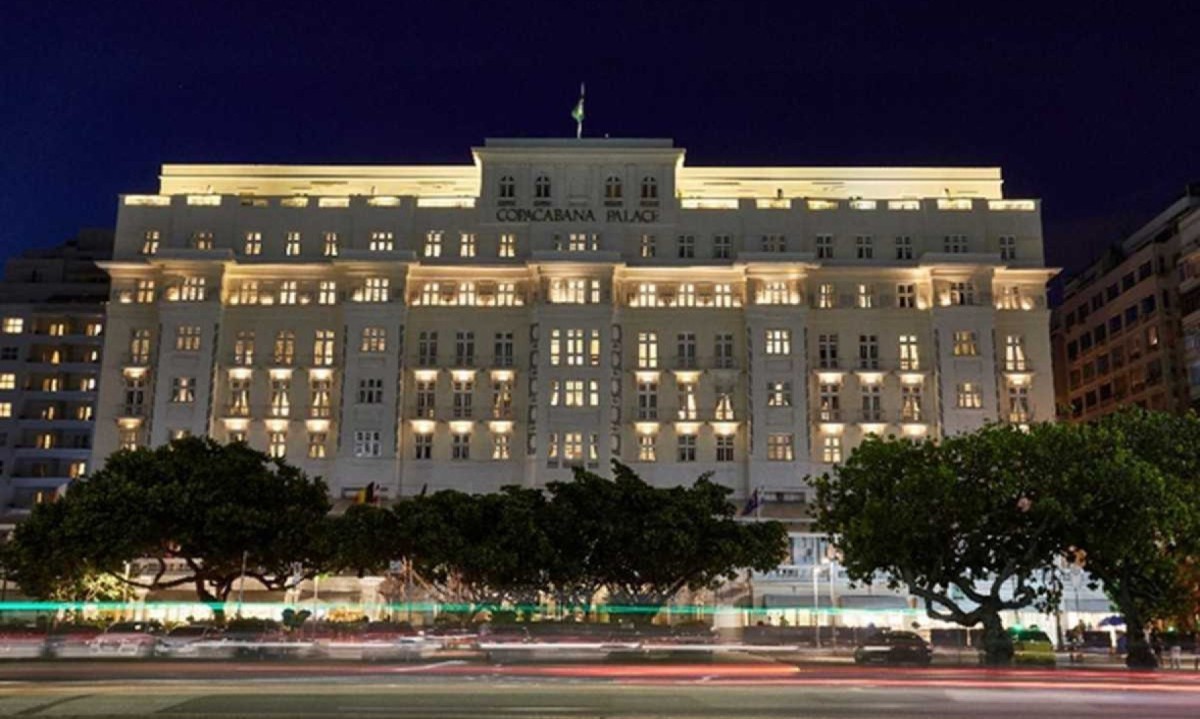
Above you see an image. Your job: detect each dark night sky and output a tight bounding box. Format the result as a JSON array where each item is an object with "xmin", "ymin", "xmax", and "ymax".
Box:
[{"xmin": 1, "ymin": 1, "xmax": 1197, "ymax": 279}]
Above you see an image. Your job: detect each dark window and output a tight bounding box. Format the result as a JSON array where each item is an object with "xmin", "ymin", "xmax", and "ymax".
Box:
[
  {"xmin": 1141, "ymin": 295, "xmax": 1157, "ymax": 315},
  {"xmin": 1085, "ymin": 391, "xmax": 1097, "ymax": 407},
  {"xmin": 1125, "ymin": 306, "xmax": 1139, "ymax": 324},
  {"xmin": 1139, "ymin": 261, "xmax": 1153, "ymax": 280},
  {"xmin": 1080, "ymin": 334, "xmax": 1093, "ymax": 351},
  {"xmin": 1106, "ymin": 284, "xmax": 1119, "ymax": 301},
  {"xmin": 1091, "ymin": 294, "xmax": 1104, "ymax": 311},
  {"xmin": 1067, "ymin": 341, "xmax": 1078, "ymax": 360},
  {"xmin": 1122, "ymin": 273, "xmax": 1135, "ymax": 291},
  {"xmin": 1094, "ymin": 324, "xmax": 1107, "ymax": 344},
  {"xmin": 1109, "ymin": 315, "xmax": 1122, "ymax": 334}
]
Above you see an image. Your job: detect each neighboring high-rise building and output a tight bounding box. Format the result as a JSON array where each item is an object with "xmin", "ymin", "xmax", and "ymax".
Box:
[
  {"xmin": 90, "ymin": 138, "xmax": 1055, "ymax": 517},
  {"xmin": 1051, "ymin": 187, "xmax": 1200, "ymax": 421},
  {"xmin": 1174, "ymin": 196, "xmax": 1200, "ymax": 410},
  {"xmin": 0, "ymin": 229, "xmax": 112, "ymax": 523}
]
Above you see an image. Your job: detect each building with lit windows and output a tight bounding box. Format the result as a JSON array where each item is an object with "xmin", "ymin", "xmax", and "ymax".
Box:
[
  {"xmin": 1051, "ymin": 186, "xmax": 1200, "ymax": 421},
  {"xmin": 0, "ymin": 229, "xmax": 112, "ymax": 525},
  {"xmin": 90, "ymin": 138, "xmax": 1055, "ymax": 518}
]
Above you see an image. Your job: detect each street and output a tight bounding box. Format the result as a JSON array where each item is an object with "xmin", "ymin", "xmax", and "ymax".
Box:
[{"xmin": 3, "ymin": 661, "xmax": 1200, "ymax": 717}]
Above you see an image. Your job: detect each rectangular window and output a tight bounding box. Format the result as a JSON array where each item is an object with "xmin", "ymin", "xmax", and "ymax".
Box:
[
  {"xmin": 818, "ymin": 382, "xmax": 840, "ymax": 421},
  {"xmin": 638, "ymin": 434, "xmax": 657, "ymax": 462},
  {"xmin": 768, "ymin": 433, "xmax": 794, "ymax": 461},
  {"xmin": 171, "ymin": 377, "xmax": 195, "ymax": 403},
  {"xmin": 354, "ymin": 430, "xmax": 382, "ymax": 458},
  {"xmin": 767, "ymin": 381, "xmax": 792, "ymax": 407},
  {"xmin": 949, "ymin": 281, "xmax": 975, "ymax": 306},
  {"xmin": 861, "ymin": 384, "xmax": 882, "ymax": 421},
  {"xmin": 677, "ymin": 235, "xmax": 695, "ymax": 258},
  {"xmin": 897, "ymin": 283, "xmax": 916, "ymax": 308},
  {"xmin": 244, "ymin": 231, "xmax": 262, "ymax": 256},
  {"xmin": 713, "ymin": 234, "xmax": 732, "ymax": 259},
  {"xmin": 677, "ymin": 381, "xmax": 698, "ymax": 420},
  {"xmin": 414, "ymin": 433, "xmax": 432, "ymax": 460},
  {"xmin": 999, "ymin": 235, "xmax": 1016, "ymax": 260},
  {"xmin": 415, "ymin": 379, "xmax": 436, "ymax": 418},
  {"xmin": 323, "ymin": 232, "xmax": 339, "ymax": 257},
  {"xmin": 0, "ymin": 373, "xmax": 14, "ymax": 391},
  {"xmin": 491, "ymin": 433, "xmax": 510, "ymax": 460},
  {"xmin": 856, "ymin": 283, "xmax": 874, "ymax": 309},
  {"xmin": 944, "ymin": 234, "xmax": 968, "ymax": 253},
  {"xmin": 898, "ymin": 335, "xmax": 919, "ymax": 370},
  {"xmin": 455, "ymin": 331, "xmax": 475, "ymax": 366},
  {"xmin": 309, "ymin": 378, "xmax": 331, "ymax": 418},
  {"xmin": 637, "ymin": 380, "xmax": 658, "ymax": 420},
  {"xmin": 858, "ymin": 334, "xmax": 879, "ymax": 369},
  {"xmin": 358, "ymin": 378, "xmax": 384, "ymax": 404},
  {"xmin": 460, "ymin": 233, "xmax": 477, "ymax": 257},
  {"xmin": 677, "ymin": 434, "xmax": 697, "ymax": 462},
  {"xmin": 307, "ymin": 432, "xmax": 327, "ymax": 459},
  {"xmin": 452, "ymin": 432, "xmax": 470, "ymax": 460},
  {"xmin": 822, "ymin": 436, "xmax": 842, "ymax": 463},
  {"xmin": 130, "ymin": 328, "xmax": 153, "ymax": 364},
  {"xmin": 677, "ymin": 283, "xmax": 697, "ymax": 307},
  {"xmin": 277, "ymin": 280, "xmax": 298, "ymax": 305},
  {"xmin": 285, "ymin": 231, "xmax": 301, "ymax": 256},
  {"xmin": 491, "ymin": 378, "xmax": 513, "ymax": 418},
  {"xmin": 953, "ymin": 331, "xmax": 979, "ymax": 356},
  {"xmin": 269, "ymin": 378, "xmax": 291, "ymax": 417},
  {"xmin": 179, "ymin": 276, "xmax": 207, "ymax": 302},
  {"xmin": 268, "ymin": 432, "xmax": 287, "ymax": 459},
  {"xmin": 714, "ymin": 333, "xmax": 734, "ymax": 368},
  {"xmin": 1004, "ymin": 335, "xmax": 1027, "ymax": 371},
  {"xmin": 713, "ymin": 283, "xmax": 734, "ymax": 308},
  {"xmin": 359, "ymin": 277, "xmax": 389, "ymax": 303},
  {"xmin": 765, "ymin": 329, "xmax": 791, "ymax": 355},
  {"xmin": 273, "ymin": 330, "xmax": 296, "ymax": 365},
  {"xmin": 818, "ymin": 334, "xmax": 839, "ymax": 369},
  {"xmin": 676, "ymin": 332, "xmax": 697, "ymax": 369},
  {"xmin": 637, "ymin": 332, "xmax": 658, "ymax": 369},
  {"xmin": 901, "ymin": 385, "xmax": 923, "ymax": 422},
  {"xmin": 957, "ymin": 382, "xmax": 983, "ymax": 409},
  {"xmin": 895, "ymin": 235, "xmax": 913, "ymax": 260},
  {"xmin": 815, "ymin": 234, "xmax": 833, "ymax": 259},
  {"xmin": 236, "ymin": 280, "xmax": 260, "ymax": 305},
  {"xmin": 369, "ymin": 231, "xmax": 394, "ymax": 252},
  {"xmin": 550, "ymin": 278, "xmax": 601, "ymax": 304},
  {"xmin": 318, "ymin": 280, "xmax": 337, "ymax": 305},
  {"xmin": 499, "ymin": 233, "xmax": 516, "ymax": 258},
  {"xmin": 424, "ymin": 231, "xmax": 443, "ymax": 257},
  {"xmin": 313, "ymin": 330, "xmax": 335, "ymax": 366},
  {"xmin": 136, "ymin": 280, "xmax": 156, "ymax": 304},
  {"xmin": 494, "ymin": 332, "xmax": 514, "ymax": 367},
  {"xmin": 452, "ymin": 379, "xmax": 474, "ymax": 417},
  {"xmin": 227, "ymin": 378, "xmax": 250, "ymax": 416},
  {"xmin": 762, "ymin": 234, "xmax": 786, "ymax": 252},
  {"xmin": 417, "ymin": 331, "xmax": 437, "ymax": 366},
  {"xmin": 2, "ymin": 318, "xmax": 23, "ymax": 334},
  {"xmin": 1008, "ymin": 385, "xmax": 1031, "ymax": 423},
  {"xmin": 141, "ymin": 230, "xmax": 160, "ymax": 256},
  {"xmin": 818, "ymin": 283, "xmax": 836, "ymax": 309},
  {"xmin": 716, "ymin": 435, "xmax": 734, "ymax": 462},
  {"xmin": 176, "ymin": 325, "xmax": 201, "ymax": 352},
  {"xmin": 855, "ymin": 235, "xmax": 873, "ymax": 259},
  {"xmin": 640, "ymin": 234, "xmax": 657, "ymax": 258}
]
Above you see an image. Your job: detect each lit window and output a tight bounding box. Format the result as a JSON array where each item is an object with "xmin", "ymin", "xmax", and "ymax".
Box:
[
  {"xmin": 460, "ymin": 233, "xmax": 476, "ymax": 257},
  {"xmin": 228, "ymin": 378, "xmax": 250, "ymax": 416},
  {"xmin": 323, "ymin": 232, "xmax": 339, "ymax": 257},
  {"xmin": 767, "ymin": 381, "xmax": 791, "ymax": 407},
  {"xmin": 369, "ymin": 231, "xmax": 394, "ymax": 252},
  {"xmin": 765, "ymin": 329, "xmax": 791, "ymax": 355},
  {"xmin": 313, "ymin": 330, "xmax": 335, "ymax": 366},
  {"xmin": 957, "ymin": 382, "xmax": 983, "ymax": 409},
  {"xmin": 192, "ymin": 231, "xmax": 214, "ymax": 250},
  {"xmin": 119, "ymin": 428, "xmax": 139, "ymax": 451},
  {"xmin": 897, "ymin": 283, "xmax": 916, "ymax": 308},
  {"xmin": 309, "ymin": 378, "xmax": 332, "ymax": 418},
  {"xmin": 354, "ymin": 430, "xmax": 382, "ymax": 458},
  {"xmin": 638, "ymin": 434, "xmax": 657, "ymax": 462},
  {"xmin": 901, "ymin": 386, "xmax": 923, "ymax": 422},
  {"xmin": 269, "ymin": 378, "xmax": 291, "ymax": 417},
  {"xmin": 499, "ymin": 233, "xmax": 516, "ymax": 258},
  {"xmin": 640, "ymin": 234, "xmax": 656, "ymax": 258},
  {"xmin": 949, "ymin": 281, "xmax": 975, "ymax": 306},
  {"xmin": 0, "ymin": 402, "xmax": 12, "ymax": 418},
  {"xmin": 818, "ymin": 284, "xmax": 836, "ymax": 309},
  {"xmin": 277, "ymin": 280, "xmax": 298, "ymax": 305},
  {"xmin": 636, "ymin": 283, "xmax": 658, "ymax": 307},
  {"xmin": 236, "ymin": 280, "xmax": 260, "ymax": 305},
  {"xmin": 358, "ymin": 277, "xmax": 389, "ymax": 303},
  {"xmin": 822, "ymin": 436, "xmax": 842, "ymax": 463},
  {"xmin": 953, "ymin": 331, "xmax": 979, "ymax": 356},
  {"xmin": 677, "ymin": 283, "xmax": 697, "ymax": 307},
  {"xmin": 361, "ymin": 327, "xmax": 387, "ymax": 353},
  {"xmin": 768, "ymin": 434, "xmax": 794, "ymax": 461},
  {"xmin": 856, "ymin": 284, "xmax": 874, "ymax": 309},
  {"xmin": 141, "ymin": 230, "xmax": 160, "ymax": 256},
  {"xmin": 244, "ymin": 232, "xmax": 263, "ymax": 256},
  {"xmin": 268, "ymin": 432, "xmax": 287, "ymax": 458},
  {"xmin": 818, "ymin": 383, "xmax": 840, "ymax": 421},
  {"xmin": 273, "ymin": 330, "xmax": 296, "ymax": 365},
  {"xmin": 171, "ymin": 377, "xmax": 195, "ymax": 403},
  {"xmin": 637, "ymin": 332, "xmax": 658, "ymax": 369},
  {"xmin": 491, "ymin": 432, "xmax": 511, "ymax": 460},
  {"xmin": 2, "ymin": 318, "xmax": 23, "ymax": 334},
  {"xmin": 424, "ymin": 231, "xmax": 443, "ymax": 258},
  {"xmin": 898, "ymin": 335, "xmax": 920, "ymax": 370},
  {"xmin": 713, "ymin": 283, "xmax": 734, "ymax": 308},
  {"xmin": 285, "ymin": 231, "xmax": 301, "ymax": 256},
  {"xmin": 457, "ymin": 282, "xmax": 477, "ymax": 306},
  {"xmin": 318, "ymin": 280, "xmax": 337, "ymax": 305},
  {"xmin": 135, "ymin": 280, "xmax": 156, "ymax": 304},
  {"xmin": 1008, "ymin": 385, "xmax": 1031, "ymax": 423},
  {"xmin": 496, "ymin": 282, "xmax": 519, "ymax": 307},
  {"xmin": 176, "ymin": 325, "xmax": 201, "ymax": 352},
  {"xmin": 308, "ymin": 433, "xmax": 327, "ymax": 459},
  {"xmin": 1004, "ymin": 335, "xmax": 1028, "ymax": 371}
]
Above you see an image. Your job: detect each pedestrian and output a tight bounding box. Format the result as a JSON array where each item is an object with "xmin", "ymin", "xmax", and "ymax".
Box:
[{"xmin": 1169, "ymin": 641, "xmax": 1182, "ymax": 670}]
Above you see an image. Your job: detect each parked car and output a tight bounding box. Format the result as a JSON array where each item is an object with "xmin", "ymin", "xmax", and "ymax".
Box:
[
  {"xmin": 89, "ymin": 621, "xmax": 164, "ymax": 657},
  {"xmin": 155, "ymin": 624, "xmax": 222, "ymax": 657},
  {"xmin": 44, "ymin": 624, "xmax": 103, "ymax": 659},
  {"xmin": 1010, "ymin": 628, "xmax": 1056, "ymax": 666},
  {"xmin": 359, "ymin": 621, "xmax": 431, "ymax": 662},
  {"xmin": 853, "ymin": 630, "xmax": 933, "ymax": 665}
]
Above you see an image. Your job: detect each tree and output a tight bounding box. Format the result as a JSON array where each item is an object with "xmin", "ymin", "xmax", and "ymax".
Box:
[
  {"xmin": 6, "ymin": 438, "xmax": 332, "ymax": 606},
  {"xmin": 1048, "ymin": 410, "xmax": 1200, "ymax": 668},
  {"xmin": 813, "ymin": 425, "xmax": 1067, "ymax": 665},
  {"xmin": 586, "ymin": 462, "xmax": 788, "ymax": 623},
  {"xmin": 324, "ymin": 504, "xmax": 405, "ymax": 577}
]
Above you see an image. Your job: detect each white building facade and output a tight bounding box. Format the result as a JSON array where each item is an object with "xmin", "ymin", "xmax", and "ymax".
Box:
[{"xmin": 90, "ymin": 138, "xmax": 1055, "ymax": 509}]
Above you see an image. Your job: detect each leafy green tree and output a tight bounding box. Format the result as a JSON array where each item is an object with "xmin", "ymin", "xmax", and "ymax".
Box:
[
  {"xmin": 1049, "ymin": 410, "xmax": 1200, "ymax": 668},
  {"xmin": 7, "ymin": 438, "xmax": 331, "ymax": 605},
  {"xmin": 324, "ymin": 504, "xmax": 405, "ymax": 577},
  {"xmin": 813, "ymin": 425, "xmax": 1067, "ymax": 665}
]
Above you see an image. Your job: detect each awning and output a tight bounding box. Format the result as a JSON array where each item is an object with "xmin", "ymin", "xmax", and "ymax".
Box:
[
  {"xmin": 760, "ymin": 594, "xmax": 834, "ymax": 609},
  {"xmin": 839, "ymin": 595, "xmax": 911, "ymax": 610}
]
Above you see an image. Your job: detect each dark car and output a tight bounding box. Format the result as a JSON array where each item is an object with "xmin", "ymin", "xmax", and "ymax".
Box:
[{"xmin": 853, "ymin": 630, "xmax": 933, "ymax": 665}]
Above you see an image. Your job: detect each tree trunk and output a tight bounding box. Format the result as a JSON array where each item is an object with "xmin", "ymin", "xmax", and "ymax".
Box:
[
  {"xmin": 1123, "ymin": 609, "xmax": 1158, "ymax": 669},
  {"xmin": 979, "ymin": 611, "xmax": 1014, "ymax": 666}
]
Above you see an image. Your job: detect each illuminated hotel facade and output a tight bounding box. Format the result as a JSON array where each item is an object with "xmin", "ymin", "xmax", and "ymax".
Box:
[{"xmin": 90, "ymin": 138, "xmax": 1055, "ymax": 509}]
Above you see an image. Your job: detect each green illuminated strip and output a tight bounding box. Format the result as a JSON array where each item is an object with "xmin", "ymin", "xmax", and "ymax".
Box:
[{"xmin": 0, "ymin": 601, "xmax": 918, "ymax": 616}]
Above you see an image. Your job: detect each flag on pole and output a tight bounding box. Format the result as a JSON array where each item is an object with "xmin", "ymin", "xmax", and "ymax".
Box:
[
  {"xmin": 742, "ymin": 487, "xmax": 763, "ymax": 517},
  {"xmin": 571, "ymin": 83, "xmax": 585, "ymax": 139},
  {"xmin": 354, "ymin": 481, "xmax": 377, "ymax": 505}
]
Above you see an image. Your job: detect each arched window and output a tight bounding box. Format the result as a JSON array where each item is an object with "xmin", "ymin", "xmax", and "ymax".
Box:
[
  {"xmin": 604, "ymin": 175, "xmax": 623, "ymax": 200},
  {"xmin": 498, "ymin": 175, "xmax": 515, "ymax": 200},
  {"xmin": 534, "ymin": 174, "xmax": 551, "ymax": 200},
  {"xmin": 640, "ymin": 176, "xmax": 658, "ymax": 201}
]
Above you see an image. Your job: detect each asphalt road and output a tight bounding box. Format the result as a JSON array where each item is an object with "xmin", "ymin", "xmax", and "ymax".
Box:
[{"xmin": 2, "ymin": 661, "xmax": 1200, "ymax": 718}]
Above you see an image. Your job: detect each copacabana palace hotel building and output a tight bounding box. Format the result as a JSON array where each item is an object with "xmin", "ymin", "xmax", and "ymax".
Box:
[{"xmin": 90, "ymin": 138, "xmax": 1055, "ymax": 516}]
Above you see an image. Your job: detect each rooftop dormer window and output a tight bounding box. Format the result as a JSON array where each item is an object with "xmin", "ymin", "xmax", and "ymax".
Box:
[{"xmin": 534, "ymin": 174, "xmax": 551, "ymax": 204}]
